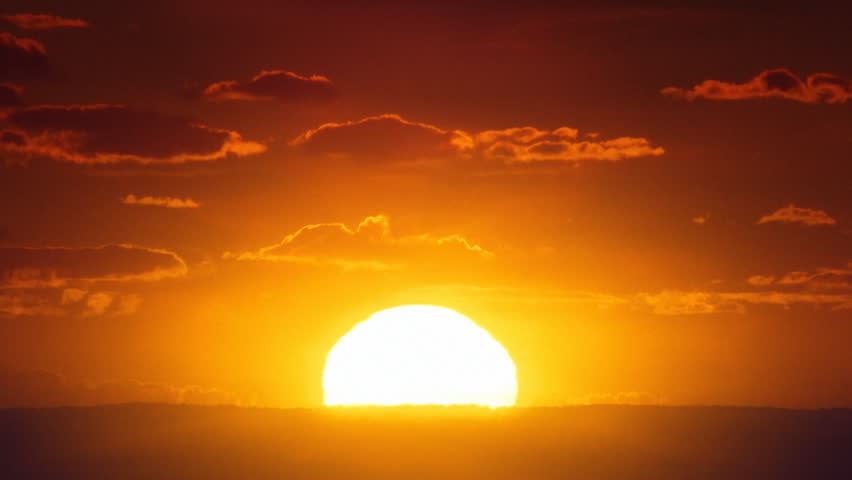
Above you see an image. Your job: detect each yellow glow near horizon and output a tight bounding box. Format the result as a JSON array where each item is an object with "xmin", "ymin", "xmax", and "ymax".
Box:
[{"xmin": 323, "ymin": 305, "xmax": 517, "ymax": 407}]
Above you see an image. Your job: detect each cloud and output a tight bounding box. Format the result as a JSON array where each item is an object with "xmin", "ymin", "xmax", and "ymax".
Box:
[
  {"xmin": 692, "ymin": 214, "xmax": 708, "ymax": 225},
  {"xmin": 0, "ymin": 104, "xmax": 266, "ymax": 165},
  {"xmin": 290, "ymin": 114, "xmax": 471, "ymax": 165},
  {"xmin": 224, "ymin": 214, "xmax": 492, "ymax": 270},
  {"xmin": 747, "ymin": 275, "xmax": 775, "ymax": 286},
  {"xmin": 721, "ymin": 291, "xmax": 852, "ymax": 310},
  {"xmin": 0, "ymin": 367, "xmax": 246, "ymax": 408},
  {"xmin": 0, "ymin": 32, "xmax": 47, "ymax": 73},
  {"xmin": 0, "ymin": 288, "xmax": 142, "ymax": 317},
  {"xmin": 748, "ymin": 262, "xmax": 852, "ymax": 291},
  {"xmin": 290, "ymin": 114, "xmax": 664, "ymax": 167},
  {"xmin": 0, "ymin": 244, "xmax": 188, "ymax": 288},
  {"xmin": 756, "ymin": 204, "xmax": 837, "ymax": 226},
  {"xmin": 1, "ymin": 13, "xmax": 89, "ymax": 30},
  {"xmin": 0, "ymin": 82, "xmax": 23, "ymax": 106},
  {"xmin": 580, "ymin": 392, "xmax": 666, "ymax": 406},
  {"xmin": 0, "ymin": 290, "xmax": 64, "ymax": 316},
  {"xmin": 400, "ymin": 284, "xmax": 628, "ymax": 309},
  {"xmin": 202, "ymin": 69, "xmax": 335, "ymax": 102},
  {"xmin": 60, "ymin": 287, "xmax": 87, "ymax": 304},
  {"xmin": 662, "ymin": 68, "xmax": 852, "ymax": 104},
  {"xmin": 638, "ymin": 290, "xmax": 745, "ymax": 315},
  {"xmin": 121, "ymin": 194, "xmax": 200, "ymax": 209},
  {"xmin": 83, "ymin": 291, "xmax": 114, "ymax": 316},
  {"xmin": 402, "ymin": 269, "xmax": 852, "ymax": 316},
  {"xmin": 637, "ymin": 289, "xmax": 852, "ymax": 314},
  {"xmin": 639, "ymin": 260, "xmax": 852, "ymax": 314},
  {"xmin": 472, "ymin": 126, "xmax": 664, "ymax": 164}
]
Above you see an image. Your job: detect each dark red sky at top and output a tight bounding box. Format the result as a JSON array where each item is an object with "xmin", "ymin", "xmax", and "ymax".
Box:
[{"xmin": 0, "ymin": 0, "xmax": 850, "ymax": 409}]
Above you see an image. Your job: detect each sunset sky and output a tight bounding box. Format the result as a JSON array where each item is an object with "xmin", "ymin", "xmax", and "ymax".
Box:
[{"xmin": 1, "ymin": 1, "xmax": 851, "ymax": 409}]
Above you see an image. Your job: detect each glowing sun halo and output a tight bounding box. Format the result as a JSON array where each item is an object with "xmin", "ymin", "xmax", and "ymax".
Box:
[{"xmin": 323, "ymin": 305, "xmax": 517, "ymax": 407}]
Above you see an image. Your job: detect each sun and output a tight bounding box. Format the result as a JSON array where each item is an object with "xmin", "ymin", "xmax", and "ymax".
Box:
[{"xmin": 323, "ymin": 305, "xmax": 517, "ymax": 407}]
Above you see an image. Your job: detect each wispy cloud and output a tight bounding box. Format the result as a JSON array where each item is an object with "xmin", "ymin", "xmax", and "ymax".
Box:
[
  {"xmin": 0, "ymin": 244, "xmax": 188, "ymax": 286},
  {"xmin": 122, "ymin": 194, "xmax": 200, "ymax": 209},
  {"xmin": 202, "ymin": 69, "xmax": 335, "ymax": 102},
  {"xmin": 0, "ymin": 83, "xmax": 24, "ymax": 107},
  {"xmin": 757, "ymin": 204, "xmax": 837, "ymax": 226},
  {"xmin": 637, "ymin": 289, "xmax": 852, "ymax": 315},
  {"xmin": 2, "ymin": 13, "xmax": 89, "ymax": 30},
  {"xmin": 0, "ymin": 32, "xmax": 48, "ymax": 73},
  {"xmin": 0, "ymin": 367, "xmax": 248, "ymax": 408},
  {"xmin": 290, "ymin": 113, "xmax": 664, "ymax": 168},
  {"xmin": 662, "ymin": 68, "xmax": 852, "ymax": 104},
  {"xmin": 0, "ymin": 244, "xmax": 187, "ymax": 318},
  {"xmin": 748, "ymin": 262, "xmax": 852, "ymax": 291},
  {"xmin": 224, "ymin": 214, "xmax": 492, "ymax": 270}
]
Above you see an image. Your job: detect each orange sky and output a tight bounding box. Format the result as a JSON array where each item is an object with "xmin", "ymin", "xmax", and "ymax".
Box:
[{"xmin": 1, "ymin": 1, "xmax": 851, "ymax": 409}]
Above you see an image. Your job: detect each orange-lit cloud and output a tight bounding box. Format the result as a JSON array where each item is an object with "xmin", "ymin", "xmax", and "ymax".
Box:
[
  {"xmin": 662, "ymin": 68, "xmax": 852, "ymax": 104},
  {"xmin": 122, "ymin": 194, "xmax": 200, "ymax": 209},
  {"xmin": 747, "ymin": 275, "xmax": 775, "ymax": 286},
  {"xmin": 638, "ymin": 290, "xmax": 745, "ymax": 315},
  {"xmin": 0, "ymin": 244, "xmax": 188, "ymax": 287},
  {"xmin": 1, "ymin": 13, "xmax": 90, "ymax": 30},
  {"xmin": 0, "ymin": 288, "xmax": 142, "ymax": 317},
  {"xmin": 720, "ymin": 291, "xmax": 852, "ymax": 311},
  {"xmin": 290, "ymin": 114, "xmax": 664, "ymax": 167},
  {"xmin": 60, "ymin": 287, "xmax": 87, "ymax": 305},
  {"xmin": 637, "ymin": 289, "xmax": 852, "ymax": 314},
  {"xmin": 0, "ymin": 32, "xmax": 47, "ymax": 73},
  {"xmin": 0, "ymin": 104, "xmax": 266, "ymax": 165},
  {"xmin": 0, "ymin": 83, "xmax": 24, "ymax": 106},
  {"xmin": 0, "ymin": 367, "xmax": 245, "ymax": 408},
  {"xmin": 757, "ymin": 204, "xmax": 837, "ymax": 226},
  {"xmin": 473, "ymin": 126, "xmax": 664, "ymax": 164},
  {"xmin": 640, "ymin": 261, "xmax": 852, "ymax": 314},
  {"xmin": 202, "ymin": 69, "xmax": 335, "ymax": 102},
  {"xmin": 290, "ymin": 114, "xmax": 469, "ymax": 165},
  {"xmin": 400, "ymin": 284, "xmax": 628, "ymax": 309},
  {"xmin": 748, "ymin": 262, "xmax": 851, "ymax": 291},
  {"xmin": 407, "ymin": 279, "xmax": 852, "ymax": 315},
  {"xmin": 74, "ymin": 291, "xmax": 141, "ymax": 316},
  {"xmin": 0, "ymin": 245, "xmax": 185, "ymax": 317},
  {"xmin": 224, "ymin": 214, "xmax": 492, "ymax": 270},
  {"xmin": 0, "ymin": 290, "xmax": 64, "ymax": 316}
]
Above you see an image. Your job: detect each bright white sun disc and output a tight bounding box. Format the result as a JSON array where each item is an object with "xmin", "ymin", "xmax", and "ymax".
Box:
[{"xmin": 323, "ymin": 305, "xmax": 517, "ymax": 407}]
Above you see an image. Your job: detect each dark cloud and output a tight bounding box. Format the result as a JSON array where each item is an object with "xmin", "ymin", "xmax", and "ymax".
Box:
[
  {"xmin": 1, "ymin": 14, "xmax": 89, "ymax": 30},
  {"xmin": 291, "ymin": 114, "xmax": 664, "ymax": 167},
  {"xmin": 662, "ymin": 68, "xmax": 852, "ymax": 104},
  {"xmin": 0, "ymin": 244, "xmax": 187, "ymax": 318},
  {"xmin": 202, "ymin": 69, "xmax": 336, "ymax": 103},
  {"xmin": 1, "ymin": 104, "xmax": 266, "ymax": 164},
  {"xmin": 0, "ymin": 289, "xmax": 64, "ymax": 316},
  {"xmin": 0, "ymin": 288, "xmax": 141, "ymax": 317},
  {"xmin": 0, "ymin": 129, "xmax": 26, "ymax": 146},
  {"xmin": 290, "ymin": 114, "xmax": 467, "ymax": 165},
  {"xmin": 0, "ymin": 82, "xmax": 24, "ymax": 106},
  {"xmin": 0, "ymin": 32, "xmax": 47, "ymax": 74},
  {"xmin": 0, "ymin": 244, "xmax": 187, "ymax": 288}
]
